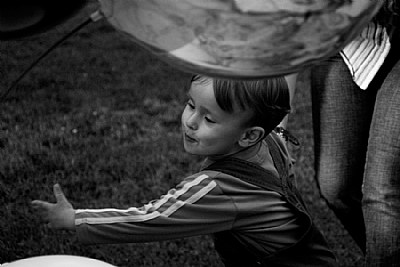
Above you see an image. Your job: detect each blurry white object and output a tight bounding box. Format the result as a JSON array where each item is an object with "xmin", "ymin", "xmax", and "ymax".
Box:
[{"xmin": 1, "ymin": 255, "xmax": 116, "ymax": 267}]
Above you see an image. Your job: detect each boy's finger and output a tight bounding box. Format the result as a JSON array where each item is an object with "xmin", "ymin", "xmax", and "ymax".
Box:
[
  {"xmin": 31, "ymin": 200, "xmax": 52, "ymax": 210},
  {"xmin": 31, "ymin": 200, "xmax": 41, "ymax": 206},
  {"xmin": 53, "ymin": 183, "xmax": 68, "ymax": 203},
  {"xmin": 31, "ymin": 201, "xmax": 54, "ymax": 221}
]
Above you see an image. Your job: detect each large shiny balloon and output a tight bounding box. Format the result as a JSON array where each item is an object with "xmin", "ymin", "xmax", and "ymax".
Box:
[
  {"xmin": 98, "ymin": 0, "xmax": 382, "ymax": 78},
  {"xmin": 1, "ymin": 255, "xmax": 116, "ymax": 267}
]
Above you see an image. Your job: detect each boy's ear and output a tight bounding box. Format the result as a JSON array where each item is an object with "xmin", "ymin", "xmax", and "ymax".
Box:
[{"xmin": 238, "ymin": 126, "xmax": 265, "ymax": 147}]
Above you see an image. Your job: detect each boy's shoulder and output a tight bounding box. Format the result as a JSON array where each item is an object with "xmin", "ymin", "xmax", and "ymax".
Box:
[{"xmin": 203, "ymin": 155, "xmax": 284, "ymax": 194}]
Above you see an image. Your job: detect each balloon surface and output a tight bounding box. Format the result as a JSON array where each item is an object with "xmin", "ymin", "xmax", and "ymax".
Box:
[
  {"xmin": 0, "ymin": 0, "xmax": 87, "ymax": 40},
  {"xmin": 98, "ymin": 0, "xmax": 382, "ymax": 78},
  {"xmin": 1, "ymin": 255, "xmax": 116, "ymax": 267}
]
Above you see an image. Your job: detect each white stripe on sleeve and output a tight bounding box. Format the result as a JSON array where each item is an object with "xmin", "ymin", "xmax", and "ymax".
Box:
[{"xmin": 75, "ymin": 174, "xmax": 216, "ymax": 225}]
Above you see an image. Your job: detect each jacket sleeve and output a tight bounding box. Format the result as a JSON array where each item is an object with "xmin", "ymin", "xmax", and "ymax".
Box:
[{"xmin": 75, "ymin": 172, "xmax": 237, "ymax": 244}]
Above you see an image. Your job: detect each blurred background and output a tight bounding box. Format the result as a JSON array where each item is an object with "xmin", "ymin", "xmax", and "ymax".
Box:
[{"xmin": 0, "ymin": 1, "xmax": 363, "ymax": 266}]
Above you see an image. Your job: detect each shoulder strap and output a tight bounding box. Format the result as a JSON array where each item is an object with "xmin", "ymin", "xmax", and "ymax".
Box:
[
  {"xmin": 265, "ymin": 132, "xmax": 291, "ymax": 190},
  {"xmin": 204, "ymin": 134, "xmax": 287, "ymax": 195}
]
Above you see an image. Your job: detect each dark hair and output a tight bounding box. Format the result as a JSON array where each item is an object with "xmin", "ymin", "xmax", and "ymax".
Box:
[
  {"xmin": 374, "ymin": 0, "xmax": 400, "ymax": 26},
  {"xmin": 190, "ymin": 75, "xmax": 290, "ymax": 136}
]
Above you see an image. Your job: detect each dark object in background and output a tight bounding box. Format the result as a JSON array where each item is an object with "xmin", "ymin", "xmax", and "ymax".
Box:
[{"xmin": 0, "ymin": 0, "xmax": 87, "ymax": 40}]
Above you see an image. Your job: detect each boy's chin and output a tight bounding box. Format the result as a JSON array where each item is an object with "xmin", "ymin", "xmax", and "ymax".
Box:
[
  {"xmin": 183, "ymin": 144, "xmax": 204, "ymax": 156},
  {"xmin": 183, "ymin": 146, "xmax": 198, "ymax": 155},
  {"xmin": 183, "ymin": 144, "xmax": 193, "ymax": 154}
]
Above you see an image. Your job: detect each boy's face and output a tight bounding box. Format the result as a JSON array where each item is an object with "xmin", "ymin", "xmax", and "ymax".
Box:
[{"xmin": 181, "ymin": 79, "xmax": 253, "ymax": 157}]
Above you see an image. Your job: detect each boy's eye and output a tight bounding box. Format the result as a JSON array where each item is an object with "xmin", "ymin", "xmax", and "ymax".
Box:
[
  {"xmin": 205, "ymin": 117, "xmax": 215, "ymax": 123},
  {"xmin": 186, "ymin": 100, "xmax": 195, "ymax": 109}
]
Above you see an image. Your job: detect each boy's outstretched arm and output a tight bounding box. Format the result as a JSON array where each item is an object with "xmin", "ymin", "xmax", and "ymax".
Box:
[{"xmin": 31, "ymin": 183, "xmax": 75, "ymax": 231}]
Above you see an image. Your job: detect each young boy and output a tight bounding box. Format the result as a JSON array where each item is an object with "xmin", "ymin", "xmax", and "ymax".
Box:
[{"xmin": 32, "ymin": 75, "xmax": 337, "ymax": 266}]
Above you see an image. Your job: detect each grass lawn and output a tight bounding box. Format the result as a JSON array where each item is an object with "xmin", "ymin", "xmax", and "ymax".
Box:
[{"xmin": 1, "ymin": 2, "xmax": 363, "ymax": 266}]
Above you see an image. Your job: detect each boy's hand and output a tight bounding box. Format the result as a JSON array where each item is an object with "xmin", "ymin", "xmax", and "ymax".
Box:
[{"xmin": 32, "ymin": 183, "xmax": 75, "ymax": 230}]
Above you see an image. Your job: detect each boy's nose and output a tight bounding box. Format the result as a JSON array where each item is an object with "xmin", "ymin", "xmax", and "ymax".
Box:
[{"xmin": 186, "ymin": 113, "xmax": 198, "ymax": 130}]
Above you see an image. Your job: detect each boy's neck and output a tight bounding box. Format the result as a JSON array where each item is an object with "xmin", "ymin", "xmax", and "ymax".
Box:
[{"xmin": 208, "ymin": 141, "xmax": 262, "ymax": 162}]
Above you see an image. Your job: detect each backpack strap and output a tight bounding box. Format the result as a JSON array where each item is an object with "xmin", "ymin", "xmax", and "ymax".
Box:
[
  {"xmin": 204, "ymin": 134, "xmax": 293, "ymax": 266},
  {"xmin": 205, "ymin": 134, "xmax": 335, "ymax": 267},
  {"xmin": 204, "ymin": 133, "xmax": 288, "ymax": 194}
]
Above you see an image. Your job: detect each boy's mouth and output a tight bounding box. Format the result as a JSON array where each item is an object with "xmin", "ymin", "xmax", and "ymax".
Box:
[{"xmin": 184, "ymin": 133, "xmax": 197, "ymax": 143}]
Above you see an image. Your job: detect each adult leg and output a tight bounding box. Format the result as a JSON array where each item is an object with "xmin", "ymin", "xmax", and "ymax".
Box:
[
  {"xmin": 363, "ymin": 55, "xmax": 400, "ymax": 266},
  {"xmin": 310, "ymin": 54, "xmax": 376, "ymax": 252}
]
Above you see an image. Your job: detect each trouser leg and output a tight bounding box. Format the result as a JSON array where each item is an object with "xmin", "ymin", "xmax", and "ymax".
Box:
[
  {"xmin": 363, "ymin": 56, "xmax": 400, "ymax": 266},
  {"xmin": 310, "ymin": 54, "xmax": 376, "ymax": 253}
]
